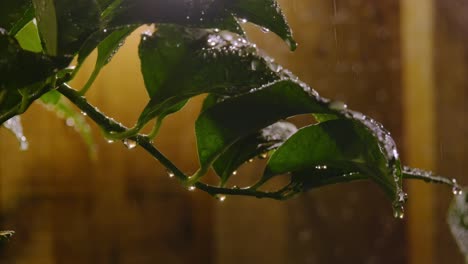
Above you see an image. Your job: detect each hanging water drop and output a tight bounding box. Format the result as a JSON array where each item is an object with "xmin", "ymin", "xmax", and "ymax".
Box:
[
  {"xmin": 452, "ymin": 186, "xmax": 462, "ymax": 196},
  {"xmin": 123, "ymin": 139, "xmax": 137, "ymax": 149},
  {"xmin": 166, "ymin": 170, "xmax": 175, "ymax": 178},
  {"xmin": 66, "ymin": 117, "xmax": 75, "ymax": 127},
  {"xmin": 19, "ymin": 136, "xmax": 29, "ymax": 151},
  {"xmin": 451, "ymin": 179, "xmax": 463, "ymax": 195},
  {"xmin": 393, "ymin": 206, "xmax": 404, "ymax": 219},
  {"xmin": 217, "ymin": 195, "xmax": 226, "ymax": 202}
]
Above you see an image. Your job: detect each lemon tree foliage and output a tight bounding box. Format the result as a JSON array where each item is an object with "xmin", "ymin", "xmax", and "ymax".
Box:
[{"xmin": 0, "ymin": 0, "xmax": 461, "ymax": 224}]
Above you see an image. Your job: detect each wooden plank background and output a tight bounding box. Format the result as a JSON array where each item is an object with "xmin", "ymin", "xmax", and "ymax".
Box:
[{"xmin": 1, "ymin": 0, "xmax": 467, "ymax": 263}]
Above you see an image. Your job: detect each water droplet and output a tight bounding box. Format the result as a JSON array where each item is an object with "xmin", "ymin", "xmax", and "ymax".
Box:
[
  {"xmin": 248, "ymin": 158, "xmax": 254, "ymax": 163},
  {"xmin": 315, "ymin": 165, "xmax": 328, "ymax": 170},
  {"xmin": 66, "ymin": 117, "xmax": 75, "ymax": 127},
  {"xmin": 452, "ymin": 186, "xmax": 463, "ymax": 195},
  {"xmin": 451, "ymin": 179, "xmax": 463, "ymax": 195},
  {"xmin": 166, "ymin": 170, "xmax": 175, "ymax": 178},
  {"xmin": 106, "ymin": 139, "xmax": 115, "ymax": 144},
  {"xmin": 103, "ymin": 29, "xmax": 107, "ymax": 33},
  {"xmin": 217, "ymin": 195, "xmax": 226, "ymax": 202},
  {"xmin": 393, "ymin": 206, "xmax": 404, "ymax": 219},
  {"xmin": 329, "ymin": 101, "xmax": 348, "ymax": 111},
  {"xmin": 261, "ymin": 27, "xmax": 270, "ymax": 33},
  {"xmin": 80, "ymin": 111, "xmax": 87, "ymax": 116},
  {"xmin": 398, "ymin": 192, "xmax": 408, "ymax": 203},
  {"xmin": 186, "ymin": 16, "xmax": 190, "ymax": 20},
  {"xmin": 19, "ymin": 136, "xmax": 29, "ymax": 151},
  {"xmin": 123, "ymin": 139, "xmax": 137, "ymax": 149},
  {"xmin": 239, "ymin": 18, "xmax": 247, "ymax": 24},
  {"xmin": 259, "ymin": 153, "xmax": 268, "ymax": 159},
  {"xmin": 232, "ymin": 170, "xmax": 237, "ymax": 176},
  {"xmin": 188, "ymin": 186, "xmax": 196, "ymax": 191},
  {"xmin": 251, "ymin": 60, "xmax": 259, "ymax": 71}
]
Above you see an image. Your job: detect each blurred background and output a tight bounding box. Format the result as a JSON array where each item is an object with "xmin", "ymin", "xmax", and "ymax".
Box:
[{"xmin": 1, "ymin": 0, "xmax": 467, "ymax": 263}]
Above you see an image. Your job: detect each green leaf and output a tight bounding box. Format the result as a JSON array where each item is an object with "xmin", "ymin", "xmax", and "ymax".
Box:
[
  {"xmin": 226, "ymin": 0, "xmax": 297, "ymax": 50},
  {"xmin": 32, "ymin": 0, "xmax": 100, "ymax": 56},
  {"xmin": 14, "ymin": 19, "xmax": 42, "ymax": 52},
  {"xmin": 448, "ymin": 187, "xmax": 468, "ymax": 262},
  {"xmin": 195, "ymin": 79, "xmax": 331, "ymax": 172},
  {"xmin": 136, "ymin": 25, "xmax": 279, "ymax": 129},
  {"xmin": 0, "ymin": 31, "xmax": 67, "ymax": 92},
  {"xmin": 79, "ymin": 25, "xmax": 138, "ymax": 93},
  {"xmin": 213, "ymin": 120, "xmax": 297, "ymax": 186},
  {"xmin": 0, "ymin": 0, "xmax": 32, "ymax": 34},
  {"xmin": 264, "ymin": 119, "xmax": 398, "ymax": 200},
  {"xmin": 105, "ymin": 0, "xmax": 243, "ymax": 34},
  {"xmin": 40, "ymin": 90, "xmax": 96, "ymax": 157},
  {"xmin": 0, "ymin": 31, "xmax": 68, "ymax": 124}
]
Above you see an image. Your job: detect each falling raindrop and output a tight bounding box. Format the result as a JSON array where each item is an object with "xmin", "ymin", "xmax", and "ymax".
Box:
[{"xmin": 123, "ymin": 139, "xmax": 137, "ymax": 149}]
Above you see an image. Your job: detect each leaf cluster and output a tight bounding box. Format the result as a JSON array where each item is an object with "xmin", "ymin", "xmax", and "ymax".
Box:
[{"xmin": 0, "ymin": 0, "xmax": 461, "ymax": 219}]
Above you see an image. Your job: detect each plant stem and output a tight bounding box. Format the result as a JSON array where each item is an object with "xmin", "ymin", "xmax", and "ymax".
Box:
[{"xmin": 57, "ymin": 83, "xmax": 291, "ymax": 200}]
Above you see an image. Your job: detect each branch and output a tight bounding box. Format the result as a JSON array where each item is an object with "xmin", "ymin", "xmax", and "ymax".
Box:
[{"xmin": 57, "ymin": 83, "xmax": 292, "ymax": 200}]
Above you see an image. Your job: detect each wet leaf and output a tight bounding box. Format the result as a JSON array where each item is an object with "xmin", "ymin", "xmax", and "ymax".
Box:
[
  {"xmin": 105, "ymin": 0, "xmax": 243, "ymax": 34},
  {"xmin": 226, "ymin": 0, "xmax": 296, "ymax": 50},
  {"xmin": 32, "ymin": 0, "xmax": 100, "ymax": 56},
  {"xmin": 195, "ymin": 79, "xmax": 331, "ymax": 172},
  {"xmin": 14, "ymin": 19, "xmax": 42, "ymax": 52},
  {"xmin": 0, "ymin": 31, "xmax": 67, "ymax": 92},
  {"xmin": 137, "ymin": 25, "xmax": 278, "ymax": 128},
  {"xmin": 213, "ymin": 120, "xmax": 297, "ymax": 186},
  {"xmin": 79, "ymin": 25, "xmax": 138, "ymax": 92},
  {"xmin": 264, "ymin": 119, "xmax": 398, "ymax": 200},
  {"xmin": 0, "ymin": 0, "xmax": 32, "ymax": 34}
]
